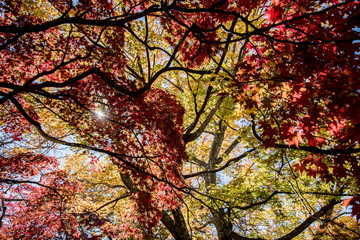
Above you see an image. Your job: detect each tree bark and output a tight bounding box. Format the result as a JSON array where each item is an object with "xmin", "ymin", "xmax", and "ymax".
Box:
[{"xmin": 161, "ymin": 208, "xmax": 191, "ymax": 240}]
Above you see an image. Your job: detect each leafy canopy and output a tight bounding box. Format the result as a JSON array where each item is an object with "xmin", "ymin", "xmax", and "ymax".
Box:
[{"xmin": 0, "ymin": 0, "xmax": 359, "ymax": 239}]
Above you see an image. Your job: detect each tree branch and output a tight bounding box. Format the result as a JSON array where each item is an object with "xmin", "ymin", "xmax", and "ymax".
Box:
[
  {"xmin": 0, "ymin": 5, "xmax": 161, "ymax": 34},
  {"xmin": 233, "ymin": 190, "xmax": 279, "ymax": 211},
  {"xmin": 183, "ymin": 148, "xmax": 255, "ymax": 179},
  {"xmin": 184, "ymin": 96, "xmax": 225, "ymax": 143},
  {"xmin": 229, "ymin": 199, "xmax": 340, "ymax": 240},
  {"xmin": 275, "ymin": 199, "xmax": 340, "ymax": 240}
]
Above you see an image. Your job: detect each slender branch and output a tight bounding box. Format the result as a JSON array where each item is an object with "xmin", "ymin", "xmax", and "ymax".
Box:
[
  {"xmin": 81, "ymin": 193, "xmax": 131, "ymax": 215},
  {"xmin": 183, "ymin": 148, "xmax": 255, "ymax": 179},
  {"xmin": 233, "ymin": 190, "xmax": 279, "ymax": 211},
  {"xmin": 183, "ymin": 86, "xmax": 213, "ymax": 138},
  {"xmin": 0, "ymin": 5, "xmax": 161, "ymax": 34},
  {"xmin": 189, "ymin": 156, "xmax": 207, "ymax": 168},
  {"xmin": 0, "ymin": 200, "xmax": 5, "ymax": 228},
  {"xmin": 229, "ymin": 199, "xmax": 340, "ymax": 240},
  {"xmin": 0, "ymin": 198, "xmax": 26, "ymax": 202},
  {"xmin": 216, "ymin": 136, "xmax": 241, "ymax": 163},
  {"xmin": 275, "ymin": 199, "xmax": 340, "ymax": 240},
  {"xmin": 0, "ymin": 33, "xmax": 22, "ymax": 51},
  {"xmin": 184, "ymin": 96, "xmax": 225, "ymax": 143},
  {"xmin": 0, "ymin": 179, "xmax": 61, "ymax": 197}
]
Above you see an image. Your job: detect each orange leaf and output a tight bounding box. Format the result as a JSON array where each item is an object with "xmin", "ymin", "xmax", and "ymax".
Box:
[{"xmin": 342, "ymin": 197, "xmax": 353, "ymax": 208}]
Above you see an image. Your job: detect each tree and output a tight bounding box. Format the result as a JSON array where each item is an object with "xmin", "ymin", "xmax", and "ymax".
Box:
[{"xmin": 0, "ymin": 0, "xmax": 359, "ymax": 239}]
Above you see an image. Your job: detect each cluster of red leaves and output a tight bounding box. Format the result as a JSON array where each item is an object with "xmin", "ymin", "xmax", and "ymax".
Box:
[
  {"xmin": 0, "ymin": 153, "xmax": 58, "ymax": 178},
  {"xmin": 0, "ymin": 153, "xmax": 82, "ymax": 239},
  {"xmin": 160, "ymin": 12, "xmax": 221, "ymax": 67},
  {"xmin": 234, "ymin": 0, "xmax": 360, "ymax": 219},
  {"xmin": 0, "ymin": 109, "xmax": 32, "ymax": 142},
  {"xmin": 112, "ymin": 89, "xmax": 185, "ymax": 232},
  {"xmin": 293, "ymin": 154, "xmax": 360, "ymax": 183},
  {"xmin": 159, "ymin": 0, "xmax": 267, "ymax": 67}
]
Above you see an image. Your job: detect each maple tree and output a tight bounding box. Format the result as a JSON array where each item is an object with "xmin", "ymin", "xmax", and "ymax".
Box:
[{"xmin": 0, "ymin": 0, "xmax": 359, "ymax": 239}]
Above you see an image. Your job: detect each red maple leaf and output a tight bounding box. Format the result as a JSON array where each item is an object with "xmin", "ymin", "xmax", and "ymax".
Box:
[{"xmin": 266, "ymin": 5, "xmax": 284, "ymax": 22}]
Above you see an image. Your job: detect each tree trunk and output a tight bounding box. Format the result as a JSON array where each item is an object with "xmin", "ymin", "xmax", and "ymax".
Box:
[{"xmin": 161, "ymin": 208, "xmax": 191, "ymax": 240}]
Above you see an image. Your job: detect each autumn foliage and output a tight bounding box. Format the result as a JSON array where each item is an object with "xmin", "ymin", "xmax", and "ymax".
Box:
[{"xmin": 0, "ymin": 0, "xmax": 359, "ymax": 239}]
